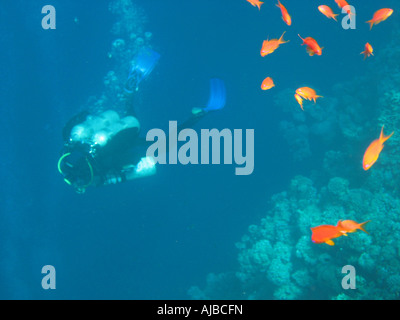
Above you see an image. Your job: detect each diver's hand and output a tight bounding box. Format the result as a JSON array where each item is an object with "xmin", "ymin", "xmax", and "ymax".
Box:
[{"xmin": 125, "ymin": 156, "xmax": 156, "ymax": 181}]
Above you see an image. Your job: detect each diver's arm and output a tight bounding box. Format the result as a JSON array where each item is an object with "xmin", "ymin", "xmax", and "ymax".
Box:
[
  {"xmin": 124, "ymin": 156, "xmax": 156, "ymax": 181},
  {"xmin": 101, "ymin": 156, "xmax": 156, "ymax": 185}
]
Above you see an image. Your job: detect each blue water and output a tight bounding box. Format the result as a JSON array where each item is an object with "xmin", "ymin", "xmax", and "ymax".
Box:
[{"xmin": 1, "ymin": 0, "xmax": 398, "ymax": 299}]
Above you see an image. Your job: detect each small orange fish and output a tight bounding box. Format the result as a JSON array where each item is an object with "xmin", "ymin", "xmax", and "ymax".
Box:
[
  {"xmin": 298, "ymin": 34, "xmax": 323, "ymax": 56},
  {"xmin": 362, "ymin": 126, "xmax": 394, "ymax": 170},
  {"xmin": 311, "ymin": 223, "xmax": 344, "ymax": 246},
  {"xmin": 261, "ymin": 77, "xmax": 275, "ymax": 90},
  {"xmin": 339, "ymin": 220, "xmax": 370, "ymax": 234},
  {"xmin": 335, "ymin": 0, "xmax": 349, "ymax": 8},
  {"xmin": 366, "ymin": 8, "xmax": 393, "ymax": 30},
  {"xmin": 260, "ymin": 31, "xmax": 289, "ymax": 57},
  {"xmin": 335, "ymin": 0, "xmax": 353, "ymax": 17},
  {"xmin": 294, "ymin": 93, "xmax": 304, "ymax": 110},
  {"xmin": 276, "ymin": 0, "xmax": 291, "ymax": 26},
  {"xmin": 361, "ymin": 43, "xmax": 373, "ymax": 60},
  {"xmin": 246, "ymin": 0, "xmax": 264, "ymax": 11},
  {"xmin": 296, "ymin": 87, "xmax": 323, "ymax": 103},
  {"xmin": 318, "ymin": 5, "xmax": 339, "ymax": 21}
]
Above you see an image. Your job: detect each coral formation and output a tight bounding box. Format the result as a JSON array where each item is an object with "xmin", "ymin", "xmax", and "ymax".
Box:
[{"xmin": 189, "ymin": 175, "xmax": 400, "ymax": 299}]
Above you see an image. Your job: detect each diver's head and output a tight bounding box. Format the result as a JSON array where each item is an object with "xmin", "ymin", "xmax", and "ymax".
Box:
[{"xmin": 58, "ymin": 147, "xmax": 94, "ymax": 193}]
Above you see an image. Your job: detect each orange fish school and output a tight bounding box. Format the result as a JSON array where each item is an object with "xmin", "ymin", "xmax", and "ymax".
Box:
[{"xmin": 246, "ymin": 0, "xmax": 395, "ymax": 246}]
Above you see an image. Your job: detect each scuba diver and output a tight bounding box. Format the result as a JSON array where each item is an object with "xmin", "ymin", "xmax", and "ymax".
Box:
[{"xmin": 58, "ymin": 48, "xmax": 226, "ymax": 193}]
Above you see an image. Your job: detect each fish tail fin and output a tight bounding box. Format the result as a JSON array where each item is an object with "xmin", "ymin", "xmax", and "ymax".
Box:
[
  {"xmin": 257, "ymin": 1, "xmax": 264, "ymax": 10},
  {"xmin": 279, "ymin": 31, "xmax": 289, "ymax": 43},
  {"xmin": 276, "ymin": 0, "xmax": 282, "ymax": 9},
  {"xmin": 379, "ymin": 126, "xmax": 394, "ymax": 143},
  {"xmin": 332, "ymin": 14, "xmax": 339, "ymax": 22},
  {"xmin": 313, "ymin": 95, "xmax": 323, "ymax": 103},
  {"xmin": 366, "ymin": 20, "xmax": 374, "ymax": 30},
  {"xmin": 359, "ymin": 220, "xmax": 371, "ymax": 234},
  {"xmin": 361, "ymin": 50, "xmax": 366, "ymax": 59}
]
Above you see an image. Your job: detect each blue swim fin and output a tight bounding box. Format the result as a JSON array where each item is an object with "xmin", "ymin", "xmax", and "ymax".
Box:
[
  {"xmin": 125, "ymin": 48, "xmax": 161, "ymax": 93},
  {"xmin": 203, "ymin": 78, "xmax": 226, "ymax": 112}
]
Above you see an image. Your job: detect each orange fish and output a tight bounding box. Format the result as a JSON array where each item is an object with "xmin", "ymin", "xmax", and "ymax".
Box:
[
  {"xmin": 260, "ymin": 31, "xmax": 289, "ymax": 57},
  {"xmin": 362, "ymin": 126, "xmax": 394, "ymax": 170},
  {"xmin": 261, "ymin": 77, "xmax": 275, "ymax": 90},
  {"xmin": 366, "ymin": 8, "xmax": 393, "ymax": 30},
  {"xmin": 276, "ymin": 0, "xmax": 291, "ymax": 26},
  {"xmin": 311, "ymin": 223, "xmax": 344, "ymax": 246},
  {"xmin": 294, "ymin": 93, "xmax": 304, "ymax": 110},
  {"xmin": 295, "ymin": 87, "xmax": 323, "ymax": 103},
  {"xmin": 318, "ymin": 5, "xmax": 339, "ymax": 21},
  {"xmin": 335, "ymin": 0, "xmax": 353, "ymax": 17},
  {"xmin": 339, "ymin": 220, "xmax": 370, "ymax": 234},
  {"xmin": 335, "ymin": 0, "xmax": 349, "ymax": 8},
  {"xmin": 246, "ymin": 0, "xmax": 264, "ymax": 11},
  {"xmin": 298, "ymin": 34, "xmax": 323, "ymax": 56},
  {"xmin": 361, "ymin": 43, "xmax": 373, "ymax": 60}
]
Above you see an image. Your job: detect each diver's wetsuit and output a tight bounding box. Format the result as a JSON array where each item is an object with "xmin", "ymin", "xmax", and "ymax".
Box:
[
  {"xmin": 59, "ymin": 99, "xmax": 207, "ymax": 192},
  {"xmin": 59, "ymin": 75, "xmax": 226, "ymax": 193}
]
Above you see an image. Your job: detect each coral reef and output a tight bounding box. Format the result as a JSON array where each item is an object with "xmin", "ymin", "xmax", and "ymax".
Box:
[{"xmin": 188, "ymin": 175, "xmax": 400, "ymax": 299}]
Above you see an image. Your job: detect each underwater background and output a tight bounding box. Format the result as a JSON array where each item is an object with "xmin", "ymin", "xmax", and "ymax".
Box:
[{"xmin": 1, "ymin": 0, "xmax": 399, "ymax": 299}]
